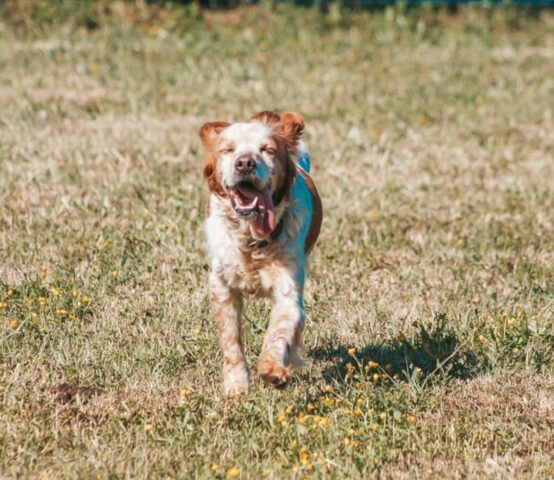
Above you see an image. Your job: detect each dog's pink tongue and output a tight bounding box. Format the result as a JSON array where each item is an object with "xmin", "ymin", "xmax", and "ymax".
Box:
[{"xmin": 255, "ymin": 187, "xmax": 276, "ymax": 237}]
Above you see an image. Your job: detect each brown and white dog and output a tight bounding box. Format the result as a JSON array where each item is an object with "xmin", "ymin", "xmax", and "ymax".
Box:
[{"xmin": 199, "ymin": 111, "xmax": 322, "ymax": 396}]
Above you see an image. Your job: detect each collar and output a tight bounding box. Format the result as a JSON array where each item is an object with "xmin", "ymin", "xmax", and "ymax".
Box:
[
  {"xmin": 248, "ymin": 216, "xmax": 285, "ymax": 249},
  {"xmin": 272, "ymin": 185, "xmax": 287, "ymax": 207}
]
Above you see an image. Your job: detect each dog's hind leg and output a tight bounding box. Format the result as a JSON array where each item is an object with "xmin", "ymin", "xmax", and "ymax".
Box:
[{"xmin": 210, "ymin": 275, "xmax": 249, "ymax": 397}]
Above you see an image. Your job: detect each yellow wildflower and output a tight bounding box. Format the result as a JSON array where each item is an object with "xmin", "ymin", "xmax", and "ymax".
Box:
[
  {"xmin": 306, "ymin": 402, "xmax": 315, "ymax": 413},
  {"xmin": 347, "ymin": 347, "xmax": 357, "ymax": 357},
  {"xmin": 211, "ymin": 464, "xmax": 219, "ymax": 472},
  {"xmin": 406, "ymin": 414, "xmax": 417, "ymax": 425},
  {"xmin": 297, "ymin": 412, "xmax": 308, "ymax": 424},
  {"xmin": 144, "ymin": 423, "xmax": 154, "ymax": 432},
  {"xmin": 10, "ymin": 319, "xmax": 19, "ymax": 329},
  {"xmin": 324, "ymin": 384, "xmax": 334, "ymax": 393},
  {"xmin": 227, "ymin": 467, "xmax": 240, "ymax": 479}
]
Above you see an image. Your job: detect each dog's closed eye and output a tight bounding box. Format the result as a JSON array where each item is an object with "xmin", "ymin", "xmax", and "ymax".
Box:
[
  {"xmin": 219, "ymin": 146, "xmax": 235, "ymax": 155},
  {"xmin": 260, "ymin": 144, "xmax": 276, "ymax": 155}
]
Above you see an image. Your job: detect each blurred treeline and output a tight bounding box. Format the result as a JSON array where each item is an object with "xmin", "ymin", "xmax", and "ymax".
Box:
[{"xmin": 0, "ymin": 0, "xmax": 549, "ymax": 34}]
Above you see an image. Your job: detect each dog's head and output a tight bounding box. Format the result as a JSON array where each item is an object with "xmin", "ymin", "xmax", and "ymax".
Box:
[{"xmin": 199, "ymin": 111, "xmax": 304, "ymax": 237}]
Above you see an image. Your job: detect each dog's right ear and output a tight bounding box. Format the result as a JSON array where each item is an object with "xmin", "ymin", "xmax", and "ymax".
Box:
[
  {"xmin": 199, "ymin": 121, "xmax": 230, "ymax": 147},
  {"xmin": 199, "ymin": 121, "xmax": 229, "ymax": 197}
]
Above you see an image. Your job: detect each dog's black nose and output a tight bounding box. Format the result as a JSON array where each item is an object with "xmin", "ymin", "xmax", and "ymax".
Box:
[{"xmin": 235, "ymin": 155, "xmax": 255, "ymax": 174}]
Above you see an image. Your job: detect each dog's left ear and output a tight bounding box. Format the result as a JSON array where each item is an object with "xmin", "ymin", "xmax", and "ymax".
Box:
[{"xmin": 279, "ymin": 111, "xmax": 304, "ymax": 145}]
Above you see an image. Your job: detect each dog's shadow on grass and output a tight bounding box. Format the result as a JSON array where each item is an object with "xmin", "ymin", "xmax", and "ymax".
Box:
[{"xmin": 309, "ymin": 320, "xmax": 482, "ymax": 387}]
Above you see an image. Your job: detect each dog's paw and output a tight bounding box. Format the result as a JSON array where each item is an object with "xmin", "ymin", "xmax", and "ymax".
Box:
[
  {"xmin": 223, "ymin": 365, "xmax": 250, "ymax": 397},
  {"xmin": 224, "ymin": 381, "xmax": 249, "ymax": 397},
  {"xmin": 258, "ymin": 360, "xmax": 291, "ymax": 388}
]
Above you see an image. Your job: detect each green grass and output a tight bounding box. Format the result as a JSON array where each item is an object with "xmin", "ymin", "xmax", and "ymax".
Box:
[{"xmin": 1, "ymin": 2, "xmax": 554, "ymax": 478}]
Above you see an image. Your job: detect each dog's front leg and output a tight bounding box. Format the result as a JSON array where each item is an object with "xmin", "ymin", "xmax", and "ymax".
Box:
[
  {"xmin": 258, "ymin": 268, "xmax": 305, "ymax": 387},
  {"xmin": 210, "ymin": 274, "xmax": 249, "ymax": 396}
]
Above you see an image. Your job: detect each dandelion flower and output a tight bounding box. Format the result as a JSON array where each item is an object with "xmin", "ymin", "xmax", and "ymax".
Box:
[
  {"xmin": 227, "ymin": 467, "xmax": 240, "ymax": 479},
  {"xmin": 10, "ymin": 319, "xmax": 19, "ymax": 329},
  {"xmin": 319, "ymin": 417, "xmax": 332, "ymax": 427},
  {"xmin": 347, "ymin": 347, "xmax": 357, "ymax": 357},
  {"xmin": 297, "ymin": 412, "xmax": 308, "ymax": 424},
  {"xmin": 324, "ymin": 384, "xmax": 334, "ymax": 393},
  {"xmin": 406, "ymin": 414, "xmax": 417, "ymax": 425}
]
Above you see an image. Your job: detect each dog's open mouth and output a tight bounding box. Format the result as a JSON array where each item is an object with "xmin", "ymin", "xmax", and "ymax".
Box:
[{"xmin": 229, "ymin": 181, "xmax": 276, "ymax": 237}]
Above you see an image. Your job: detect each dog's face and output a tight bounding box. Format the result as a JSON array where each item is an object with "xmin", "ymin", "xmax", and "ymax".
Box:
[{"xmin": 199, "ymin": 111, "xmax": 303, "ymax": 237}]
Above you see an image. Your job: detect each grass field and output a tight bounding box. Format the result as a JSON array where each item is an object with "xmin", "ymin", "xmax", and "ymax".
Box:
[{"xmin": 1, "ymin": 2, "xmax": 554, "ymax": 478}]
